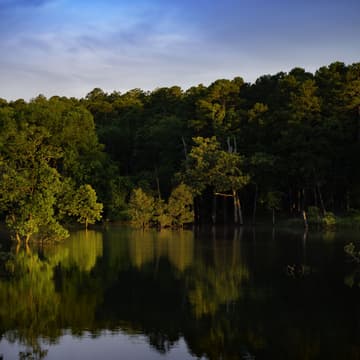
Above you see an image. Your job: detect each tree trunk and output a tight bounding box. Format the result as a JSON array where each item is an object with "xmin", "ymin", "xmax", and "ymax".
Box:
[
  {"xmin": 236, "ymin": 192, "xmax": 243, "ymax": 225},
  {"xmin": 233, "ymin": 190, "xmax": 238, "ymax": 224},
  {"xmin": 302, "ymin": 210, "xmax": 308, "ymax": 229},
  {"xmin": 195, "ymin": 196, "xmax": 200, "ymax": 225},
  {"xmin": 302, "ymin": 188, "xmax": 306, "ymax": 211},
  {"xmin": 212, "ymin": 194, "xmax": 217, "ymax": 224},
  {"xmin": 85, "ymin": 218, "xmax": 88, "ymax": 230},
  {"xmin": 181, "ymin": 136, "xmax": 188, "ymax": 162},
  {"xmin": 272, "ymin": 208, "xmax": 275, "ymax": 226},
  {"xmin": 252, "ymin": 183, "xmax": 258, "ymax": 225}
]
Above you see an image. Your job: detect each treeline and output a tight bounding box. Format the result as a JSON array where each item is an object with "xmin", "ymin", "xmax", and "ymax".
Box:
[
  {"xmin": 81, "ymin": 61, "xmax": 360, "ymax": 225},
  {"xmin": 1, "ymin": 61, "xmax": 360, "ymax": 238}
]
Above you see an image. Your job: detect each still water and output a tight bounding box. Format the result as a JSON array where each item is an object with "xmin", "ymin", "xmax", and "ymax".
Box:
[{"xmin": 0, "ymin": 226, "xmax": 359, "ymax": 359}]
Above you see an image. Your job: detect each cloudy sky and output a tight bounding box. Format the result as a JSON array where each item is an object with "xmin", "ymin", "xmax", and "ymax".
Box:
[{"xmin": 0, "ymin": 0, "xmax": 359, "ymax": 100}]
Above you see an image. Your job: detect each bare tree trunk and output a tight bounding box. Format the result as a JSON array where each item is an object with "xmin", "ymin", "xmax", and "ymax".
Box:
[
  {"xmin": 195, "ymin": 197, "xmax": 200, "ymax": 224},
  {"xmin": 181, "ymin": 136, "xmax": 188, "ymax": 162},
  {"xmin": 227, "ymin": 137, "xmax": 233, "ymax": 153},
  {"xmin": 155, "ymin": 167, "xmax": 161, "ymax": 199},
  {"xmin": 302, "ymin": 210, "xmax": 308, "ymax": 229},
  {"xmin": 212, "ymin": 194, "xmax": 217, "ymax": 224},
  {"xmin": 272, "ymin": 208, "xmax": 275, "ymax": 226},
  {"xmin": 252, "ymin": 183, "xmax": 258, "ymax": 225},
  {"xmin": 236, "ymin": 192, "xmax": 243, "ymax": 225},
  {"xmin": 233, "ymin": 190, "xmax": 238, "ymax": 224},
  {"xmin": 302, "ymin": 188, "xmax": 306, "ymax": 211}
]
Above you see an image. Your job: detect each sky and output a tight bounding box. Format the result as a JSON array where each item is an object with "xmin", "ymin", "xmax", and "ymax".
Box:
[{"xmin": 0, "ymin": 0, "xmax": 359, "ymax": 100}]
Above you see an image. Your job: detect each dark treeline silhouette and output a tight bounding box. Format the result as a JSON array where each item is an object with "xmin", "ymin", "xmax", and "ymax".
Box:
[{"xmin": 1, "ymin": 61, "xmax": 360, "ymax": 231}]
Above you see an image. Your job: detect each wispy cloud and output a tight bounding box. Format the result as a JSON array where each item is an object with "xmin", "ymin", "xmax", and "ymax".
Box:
[{"xmin": 0, "ymin": 0, "xmax": 359, "ymax": 100}]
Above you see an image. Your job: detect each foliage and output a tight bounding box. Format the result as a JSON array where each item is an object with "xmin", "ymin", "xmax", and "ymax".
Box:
[
  {"xmin": 307, "ymin": 206, "xmax": 336, "ymax": 227},
  {"xmin": 65, "ymin": 184, "xmax": 103, "ymax": 229},
  {"xmin": 2, "ymin": 61, "xmax": 360, "ymax": 228},
  {"xmin": 0, "ymin": 122, "xmax": 68, "ymax": 242},
  {"xmin": 168, "ymin": 183, "xmax": 194, "ymax": 228},
  {"xmin": 0, "ymin": 97, "xmax": 105, "ymax": 242},
  {"xmin": 344, "ymin": 242, "xmax": 360, "ymax": 263},
  {"xmin": 153, "ymin": 199, "xmax": 172, "ymax": 229},
  {"xmin": 128, "ymin": 184, "xmax": 194, "ymax": 229},
  {"xmin": 128, "ymin": 188, "xmax": 156, "ymax": 228},
  {"xmin": 322, "ymin": 211, "xmax": 336, "ymax": 227},
  {"xmin": 344, "ymin": 242, "xmax": 360, "ymax": 288},
  {"xmin": 181, "ymin": 136, "xmax": 250, "ymax": 195}
]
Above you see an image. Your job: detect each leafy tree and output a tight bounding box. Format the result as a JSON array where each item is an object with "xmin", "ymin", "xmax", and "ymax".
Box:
[
  {"xmin": 66, "ymin": 184, "xmax": 103, "ymax": 229},
  {"xmin": 128, "ymin": 188, "xmax": 155, "ymax": 228},
  {"xmin": 181, "ymin": 137, "xmax": 250, "ymax": 224},
  {"xmin": 261, "ymin": 191, "xmax": 282, "ymax": 225},
  {"xmin": 152, "ymin": 199, "xmax": 171, "ymax": 229},
  {"xmin": 168, "ymin": 183, "xmax": 194, "ymax": 228},
  {"xmin": 0, "ymin": 121, "xmax": 68, "ymax": 242}
]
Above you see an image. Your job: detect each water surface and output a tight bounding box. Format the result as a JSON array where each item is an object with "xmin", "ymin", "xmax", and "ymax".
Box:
[{"xmin": 0, "ymin": 226, "xmax": 359, "ymax": 359}]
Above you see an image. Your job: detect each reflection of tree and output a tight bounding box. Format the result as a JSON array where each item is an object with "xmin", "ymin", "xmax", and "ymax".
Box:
[
  {"xmin": 0, "ymin": 251, "xmax": 62, "ymax": 357},
  {"xmin": 0, "ymin": 231, "xmax": 104, "ymax": 354},
  {"xmin": 43, "ymin": 230, "xmax": 103, "ymax": 273},
  {"xmin": 127, "ymin": 229, "xmax": 194, "ymax": 272},
  {"xmin": 1, "ymin": 228, "xmax": 358, "ymax": 360},
  {"xmin": 187, "ymin": 229, "xmax": 249, "ymax": 318},
  {"xmin": 63, "ymin": 230, "xmax": 103, "ymax": 272},
  {"xmin": 187, "ymin": 264, "xmax": 249, "ymax": 318}
]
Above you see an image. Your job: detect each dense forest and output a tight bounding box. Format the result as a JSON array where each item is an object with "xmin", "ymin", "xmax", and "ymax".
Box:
[{"xmin": 1, "ymin": 61, "xmax": 360, "ymax": 240}]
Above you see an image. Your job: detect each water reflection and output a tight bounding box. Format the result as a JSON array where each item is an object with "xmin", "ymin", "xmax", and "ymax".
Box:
[
  {"xmin": 127, "ymin": 230, "xmax": 194, "ymax": 272},
  {"xmin": 0, "ymin": 227, "xmax": 359, "ymax": 359},
  {"xmin": 0, "ymin": 251, "xmax": 60, "ymax": 359}
]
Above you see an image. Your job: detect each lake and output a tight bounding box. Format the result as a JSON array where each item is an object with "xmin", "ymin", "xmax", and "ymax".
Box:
[{"xmin": 0, "ymin": 226, "xmax": 359, "ymax": 359}]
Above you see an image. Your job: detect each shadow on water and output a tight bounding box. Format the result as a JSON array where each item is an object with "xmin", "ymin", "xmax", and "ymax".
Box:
[{"xmin": 0, "ymin": 226, "xmax": 359, "ymax": 359}]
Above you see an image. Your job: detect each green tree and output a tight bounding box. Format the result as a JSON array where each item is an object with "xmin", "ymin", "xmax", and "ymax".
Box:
[
  {"xmin": 168, "ymin": 183, "xmax": 194, "ymax": 228},
  {"xmin": 0, "ymin": 121, "xmax": 68, "ymax": 243},
  {"xmin": 181, "ymin": 137, "xmax": 250, "ymax": 224},
  {"xmin": 128, "ymin": 188, "xmax": 155, "ymax": 228},
  {"xmin": 66, "ymin": 184, "xmax": 103, "ymax": 229},
  {"xmin": 153, "ymin": 198, "xmax": 172, "ymax": 229}
]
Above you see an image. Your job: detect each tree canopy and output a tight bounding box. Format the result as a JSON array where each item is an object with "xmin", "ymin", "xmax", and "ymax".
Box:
[{"xmin": 1, "ymin": 61, "xmax": 360, "ymax": 235}]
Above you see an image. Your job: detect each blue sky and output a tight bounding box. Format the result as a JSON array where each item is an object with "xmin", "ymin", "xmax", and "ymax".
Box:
[{"xmin": 0, "ymin": 0, "xmax": 359, "ymax": 100}]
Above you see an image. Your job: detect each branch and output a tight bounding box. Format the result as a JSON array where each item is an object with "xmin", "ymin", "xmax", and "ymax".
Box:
[{"xmin": 214, "ymin": 192, "xmax": 234, "ymax": 197}]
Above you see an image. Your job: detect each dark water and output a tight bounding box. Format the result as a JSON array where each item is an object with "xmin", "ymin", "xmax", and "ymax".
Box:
[{"xmin": 0, "ymin": 226, "xmax": 359, "ymax": 360}]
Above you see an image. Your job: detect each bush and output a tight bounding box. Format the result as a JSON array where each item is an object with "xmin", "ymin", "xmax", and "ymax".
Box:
[{"xmin": 322, "ymin": 211, "xmax": 336, "ymax": 227}]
